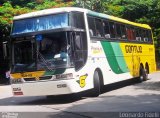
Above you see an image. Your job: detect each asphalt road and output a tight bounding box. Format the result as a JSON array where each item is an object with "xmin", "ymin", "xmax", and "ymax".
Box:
[{"xmin": 0, "ymin": 72, "xmax": 160, "ymax": 118}]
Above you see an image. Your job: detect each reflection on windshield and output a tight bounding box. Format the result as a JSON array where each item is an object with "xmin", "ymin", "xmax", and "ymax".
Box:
[
  {"xmin": 12, "ymin": 40, "xmax": 36, "ymax": 73},
  {"xmin": 12, "ymin": 13, "xmax": 69, "ymax": 35},
  {"xmin": 37, "ymin": 32, "xmax": 71, "ymax": 70}
]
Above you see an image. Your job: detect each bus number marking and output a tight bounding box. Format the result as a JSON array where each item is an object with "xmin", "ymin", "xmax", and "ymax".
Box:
[
  {"xmin": 125, "ymin": 45, "xmax": 142, "ymax": 53},
  {"xmin": 79, "ymin": 74, "xmax": 88, "ymax": 88}
]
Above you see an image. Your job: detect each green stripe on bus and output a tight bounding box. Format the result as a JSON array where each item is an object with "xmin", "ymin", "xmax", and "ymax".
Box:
[
  {"xmin": 111, "ymin": 42, "xmax": 129, "ymax": 73},
  {"xmin": 101, "ymin": 41, "xmax": 128, "ymax": 74}
]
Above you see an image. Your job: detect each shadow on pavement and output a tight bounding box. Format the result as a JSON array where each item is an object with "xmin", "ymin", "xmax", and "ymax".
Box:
[
  {"xmin": 0, "ymin": 94, "xmax": 83, "ymax": 106},
  {"xmin": 58, "ymin": 94, "xmax": 160, "ymax": 118},
  {"xmin": 134, "ymin": 81, "xmax": 160, "ymax": 91},
  {"xmin": 102, "ymin": 78, "xmax": 139, "ymax": 94},
  {"xmin": 0, "ymin": 78, "xmax": 150, "ymax": 106}
]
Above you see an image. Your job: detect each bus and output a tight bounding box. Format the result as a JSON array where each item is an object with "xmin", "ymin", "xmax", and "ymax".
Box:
[{"xmin": 10, "ymin": 7, "xmax": 156, "ymax": 97}]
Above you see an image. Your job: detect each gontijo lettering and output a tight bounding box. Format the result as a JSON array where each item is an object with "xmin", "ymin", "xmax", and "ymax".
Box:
[{"xmin": 125, "ymin": 45, "xmax": 142, "ymax": 53}]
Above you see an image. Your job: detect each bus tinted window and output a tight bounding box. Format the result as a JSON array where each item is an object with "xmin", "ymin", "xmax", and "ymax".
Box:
[
  {"xmin": 109, "ymin": 22, "xmax": 116, "ymax": 38},
  {"xmin": 141, "ymin": 29, "xmax": 145, "ymax": 42},
  {"xmin": 147, "ymin": 30, "xmax": 152, "ymax": 42},
  {"xmin": 139, "ymin": 29, "xmax": 144, "ymax": 42},
  {"xmin": 87, "ymin": 15, "xmax": 152, "ymax": 43},
  {"xmin": 143, "ymin": 30, "xmax": 148, "ymax": 42},
  {"xmin": 121, "ymin": 24, "xmax": 127, "ymax": 40},
  {"xmin": 95, "ymin": 19, "xmax": 104, "ymax": 37},
  {"xmin": 115, "ymin": 23, "xmax": 121, "ymax": 39},
  {"xmin": 126, "ymin": 26, "xmax": 136, "ymax": 40},
  {"xmin": 103, "ymin": 20, "xmax": 110, "ymax": 38},
  {"xmin": 71, "ymin": 12, "xmax": 85, "ymax": 29},
  {"xmin": 74, "ymin": 32, "xmax": 87, "ymax": 70},
  {"xmin": 88, "ymin": 16, "xmax": 96, "ymax": 37},
  {"xmin": 135, "ymin": 28, "xmax": 141, "ymax": 41}
]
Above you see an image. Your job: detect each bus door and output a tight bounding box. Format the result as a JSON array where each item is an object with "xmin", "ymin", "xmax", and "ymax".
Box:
[{"xmin": 70, "ymin": 32, "xmax": 87, "ymax": 71}]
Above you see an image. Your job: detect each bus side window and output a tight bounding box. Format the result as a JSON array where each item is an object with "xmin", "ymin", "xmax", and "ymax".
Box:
[
  {"xmin": 115, "ymin": 23, "xmax": 122, "ymax": 39},
  {"xmin": 71, "ymin": 12, "xmax": 85, "ymax": 29},
  {"xmin": 135, "ymin": 28, "xmax": 141, "ymax": 41},
  {"xmin": 147, "ymin": 30, "xmax": 152, "ymax": 43},
  {"xmin": 103, "ymin": 20, "xmax": 111, "ymax": 39},
  {"xmin": 76, "ymin": 13, "xmax": 85, "ymax": 29},
  {"xmin": 141, "ymin": 29, "xmax": 144, "ymax": 42},
  {"xmin": 121, "ymin": 24, "xmax": 127, "ymax": 40},
  {"xmin": 143, "ymin": 30, "xmax": 149, "ymax": 42},
  {"xmin": 73, "ymin": 32, "xmax": 87, "ymax": 71},
  {"xmin": 126, "ymin": 26, "xmax": 136, "ymax": 41},
  {"xmin": 75, "ymin": 34, "xmax": 81, "ymax": 50},
  {"xmin": 95, "ymin": 18, "xmax": 104, "ymax": 37},
  {"xmin": 126, "ymin": 26, "xmax": 131, "ymax": 40},
  {"xmin": 132, "ymin": 28, "xmax": 136, "ymax": 40},
  {"xmin": 88, "ymin": 16, "xmax": 96, "ymax": 37},
  {"xmin": 109, "ymin": 22, "xmax": 116, "ymax": 38},
  {"xmin": 139, "ymin": 29, "xmax": 144, "ymax": 42}
]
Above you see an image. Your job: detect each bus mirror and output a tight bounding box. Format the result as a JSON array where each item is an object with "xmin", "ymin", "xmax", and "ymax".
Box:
[{"xmin": 3, "ymin": 41, "xmax": 8, "ymax": 59}]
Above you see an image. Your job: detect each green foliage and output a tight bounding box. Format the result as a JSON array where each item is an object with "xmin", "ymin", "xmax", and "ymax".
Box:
[
  {"xmin": 0, "ymin": 0, "xmax": 74, "ymax": 40},
  {"xmin": 74, "ymin": 0, "xmax": 104, "ymax": 12}
]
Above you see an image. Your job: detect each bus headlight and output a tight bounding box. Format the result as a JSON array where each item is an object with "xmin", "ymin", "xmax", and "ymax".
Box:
[
  {"xmin": 56, "ymin": 73, "xmax": 73, "ymax": 80},
  {"xmin": 11, "ymin": 78, "xmax": 23, "ymax": 84}
]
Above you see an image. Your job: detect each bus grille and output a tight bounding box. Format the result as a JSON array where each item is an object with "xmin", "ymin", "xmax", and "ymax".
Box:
[
  {"xmin": 23, "ymin": 76, "xmax": 52, "ymax": 81},
  {"xmin": 39, "ymin": 76, "xmax": 52, "ymax": 80},
  {"xmin": 23, "ymin": 78, "xmax": 36, "ymax": 81}
]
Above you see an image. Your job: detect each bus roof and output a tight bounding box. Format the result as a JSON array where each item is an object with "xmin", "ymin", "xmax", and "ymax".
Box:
[
  {"xmin": 13, "ymin": 7, "xmax": 151, "ymax": 29},
  {"xmin": 13, "ymin": 7, "xmax": 87, "ymax": 20}
]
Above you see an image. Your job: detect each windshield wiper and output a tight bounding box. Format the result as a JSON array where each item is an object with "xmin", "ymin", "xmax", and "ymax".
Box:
[{"xmin": 36, "ymin": 50, "xmax": 54, "ymax": 71}]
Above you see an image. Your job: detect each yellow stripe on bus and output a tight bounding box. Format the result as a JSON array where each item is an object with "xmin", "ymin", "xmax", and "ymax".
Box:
[
  {"xmin": 10, "ymin": 71, "xmax": 45, "ymax": 79},
  {"xmin": 120, "ymin": 43, "xmax": 156, "ymax": 77}
]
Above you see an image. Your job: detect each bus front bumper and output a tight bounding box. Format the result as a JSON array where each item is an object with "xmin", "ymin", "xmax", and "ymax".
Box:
[{"xmin": 11, "ymin": 79, "xmax": 80, "ymax": 97}]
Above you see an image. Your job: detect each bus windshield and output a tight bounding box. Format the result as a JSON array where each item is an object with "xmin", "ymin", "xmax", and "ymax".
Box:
[
  {"xmin": 11, "ymin": 32, "xmax": 73, "ymax": 73},
  {"xmin": 37, "ymin": 32, "xmax": 72, "ymax": 70},
  {"xmin": 12, "ymin": 39, "xmax": 36, "ymax": 73}
]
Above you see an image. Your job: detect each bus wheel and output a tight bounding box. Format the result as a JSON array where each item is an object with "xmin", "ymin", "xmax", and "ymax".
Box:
[
  {"xmin": 92, "ymin": 70, "xmax": 100, "ymax": 97},
  {"xmin": 139, "ymin": 66, "xmax": 148, "ymax": 82}
]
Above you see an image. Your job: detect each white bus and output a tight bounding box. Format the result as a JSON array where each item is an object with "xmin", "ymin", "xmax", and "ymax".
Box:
[{"xmin": 10, "ymin": 7, "xmax": 156, "ymax": 97}]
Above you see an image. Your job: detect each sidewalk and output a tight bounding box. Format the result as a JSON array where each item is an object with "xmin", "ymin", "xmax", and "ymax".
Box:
[{"xmin": 0, "ymin": 85, "xmax": 13, "ymax": 99}]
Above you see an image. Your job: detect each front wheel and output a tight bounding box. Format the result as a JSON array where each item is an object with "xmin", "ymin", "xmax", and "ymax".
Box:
[{"xmin": 92, "ymin": 71, "xmax": 100, "ymax": 97}]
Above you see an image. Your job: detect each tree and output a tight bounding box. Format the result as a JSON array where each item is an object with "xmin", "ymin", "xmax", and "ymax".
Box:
[
  {"xmin": 0, "ymin": 0, "xmax": 74, "ymax": 41},
  {"xmin": 74, "ymin": 0, "xmax": 104, "ymax": 12}
]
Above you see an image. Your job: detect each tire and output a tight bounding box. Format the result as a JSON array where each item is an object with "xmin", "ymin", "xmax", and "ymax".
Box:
[
  {"xmin": 139, "ymin": 66, "xmax": 148, "ymax": 82},
  {"xmin": 143, "ymin": 68, "xmax": 148, "ymax": 81},
  {"xmin": 145, "ymin": 64, "xmax": 149, "ymax": 74},
  {"xmin": 92, "ymin": 70, "xmax": 100, "ymax": 97}
]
